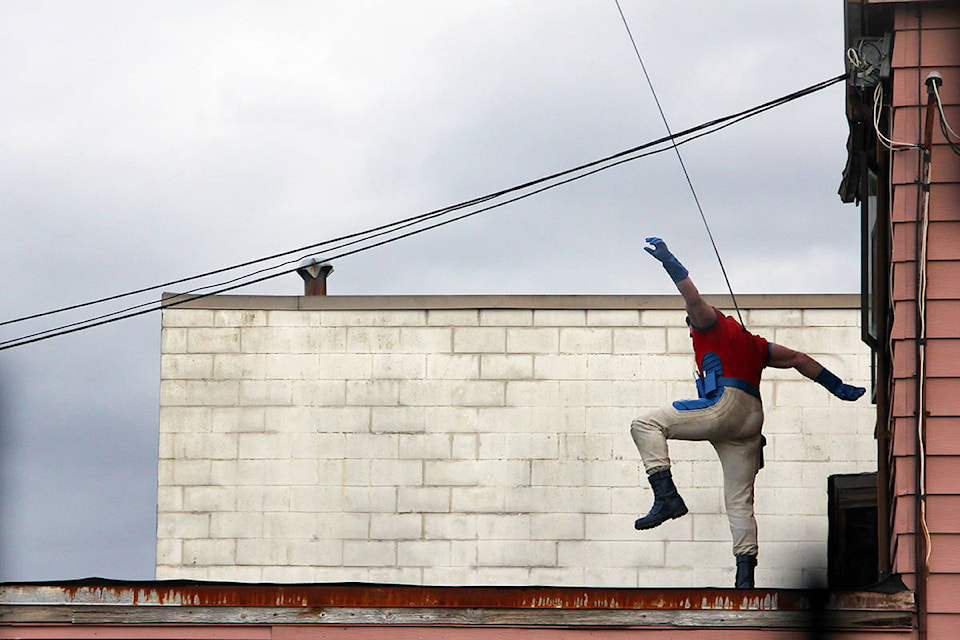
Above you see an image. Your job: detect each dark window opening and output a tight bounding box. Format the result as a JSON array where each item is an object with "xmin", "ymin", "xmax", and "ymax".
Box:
[{"xmin": 828, "ymin": 472, "xmax": 879, "ymax": 589}]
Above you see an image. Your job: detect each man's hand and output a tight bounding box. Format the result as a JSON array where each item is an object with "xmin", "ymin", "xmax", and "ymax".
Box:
[
  {"xmin": 644, "ymin": 237, "xmax": 688, "ymax": 283},
  {"xmin": 815, "ymin": 368, "xmax": 866, "ymax": 401}
]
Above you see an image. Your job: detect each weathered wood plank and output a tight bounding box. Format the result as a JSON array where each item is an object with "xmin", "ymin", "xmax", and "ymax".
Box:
[{"xmin": 0, "ymin": 605, "xmax": 914, "ymax": 629}]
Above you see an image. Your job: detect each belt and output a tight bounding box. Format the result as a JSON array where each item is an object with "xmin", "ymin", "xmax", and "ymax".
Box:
[{"xmin": 718, "ymin": 377, "xmax": 761, "ymax": 400}]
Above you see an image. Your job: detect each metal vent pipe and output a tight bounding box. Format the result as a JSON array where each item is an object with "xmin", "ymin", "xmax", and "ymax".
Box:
[{"xmin": 297, "ymin": 258, "xmax": 334, "ymax": 296}]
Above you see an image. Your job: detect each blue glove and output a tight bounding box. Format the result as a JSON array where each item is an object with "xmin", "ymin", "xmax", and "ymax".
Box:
[
  {"xmin": 644, "ymin": 237, "xmax": 689, "ymax": 283},
  {"xmin": 815, "ymin": 368, "xmax": 866, "ymax": 401}
]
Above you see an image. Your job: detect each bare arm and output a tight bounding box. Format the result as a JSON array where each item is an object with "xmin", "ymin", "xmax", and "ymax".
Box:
[
  {"xmin": 768, "ymin": 342, "xmax": 866, "ymax": 401},
  {"xmin": 767, "ymin": 343, "xmax": 823, "ymax": 379},
  {"xmin": 675, "ymin": 277, "xmax": 717, "ymax": 330}
]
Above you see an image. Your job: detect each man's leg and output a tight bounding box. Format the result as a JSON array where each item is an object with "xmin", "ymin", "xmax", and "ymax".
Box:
[
  {"xmin": 630, "ymin": 395, "xmax": 742, "ymax": 530},
  {"xmin": 712, "ymin": 428, "xmax": 764, "ymax": 588}
]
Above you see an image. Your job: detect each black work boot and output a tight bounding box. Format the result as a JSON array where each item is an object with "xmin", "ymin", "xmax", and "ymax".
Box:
[
  {"xmin": 735, "ymin": 554, "xmax": 757, "ymax": 588},
  {"xmin": 634, "ymin": 469, "xmax": 688, "ymax": 530}
]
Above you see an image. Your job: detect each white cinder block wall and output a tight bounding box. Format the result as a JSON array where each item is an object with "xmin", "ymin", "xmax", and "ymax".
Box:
[{"xmin": 157, "ymin": 294, "xmax": 875, "ymax": 588}]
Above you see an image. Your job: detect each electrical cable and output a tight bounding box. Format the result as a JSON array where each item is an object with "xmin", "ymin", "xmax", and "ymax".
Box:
[
  {"xmin": 931, "ymin": 80, "xmax": 960, "ymax": 156},
  {"xmin": 0, "ymin": 73, "xmax": 846, "ymax": 351},
  {"xmin": 614, "ymin": 0, "xmax": 744, "ymax": 325}
]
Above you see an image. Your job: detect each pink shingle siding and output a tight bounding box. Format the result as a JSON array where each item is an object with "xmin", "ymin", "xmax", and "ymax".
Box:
[{"xmin": 887, "ymin": 2, "xmax": 960, "ymax": 634}]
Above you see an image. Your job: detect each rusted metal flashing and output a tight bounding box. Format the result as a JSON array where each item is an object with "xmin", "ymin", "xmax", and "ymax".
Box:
[{"xmin": 0, "ymin": 582, "xmax": 915, "ymax": 629}]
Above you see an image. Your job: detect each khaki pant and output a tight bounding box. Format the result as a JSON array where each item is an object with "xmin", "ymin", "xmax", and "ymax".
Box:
[{"xmin": 630, "ymin": 388, "xmax": 764, "ymax": 557}]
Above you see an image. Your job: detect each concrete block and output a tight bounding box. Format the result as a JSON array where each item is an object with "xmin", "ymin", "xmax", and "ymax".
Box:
[
  {"xmin": 423, "ymin": 514, "xmax": 477, "ymax": 540},
  {"xmin": 370, "ymin": 459, "xmax": 422, "ymax": 486},
  {"xmin": 213, "ymin": 354, "xmax": 267, "ymax": 380},
  {"xmin": 287, "ymin": 540, "xmax": 343, "ymax": 566},
  {"xmin": 479, "ymin": 433, "xmax": 558, "ymax": 460},
  {"xmin": 187, "ymin": 328, "xmax": 241, "ymax": 354},
  {"xmin": 480, "ymin": 354, "xmax": 533, "ymax": 380},
  {"xmin": 480, "ymin": 309, "xmax": 533, "ymax": 326},
  {"xmin": 265, "ymin": 311, "xmax": 320, "ymax": 327},
  {"xmin": 162, "ymin": 354, "xmax": 214, "ymax": 380},
  {"xmin": 559, "ymin": 328, "xmax": 612, "ymax": 354},
  {"xmin": 530, "ymin": 513, "xmax": 585, "ymax": 540},
  {"xmin": 426, "ymin": 354, "xmax": 480, "ymax": 380},
  {"xmin": 242, "ymin": 327, "xmax": 345, "ymax": 354},
  {"xmin": 802, "ymin": 309, "xmax": 859, "ymax": 327},
  {"xmin": 371, "ymin": 407, "xmax": 427, "ymax": 434},
  {"xmin": 239, "ymin": 380, "xmax": 292, "ymax": 406},
  {"xmin": 322, "ymin": 310, "xmax": 427, "ymax": 327},
  {"xmin": 289, "ymin": 486, "xmax": 344, "ymax": 512},
  {"xmin": 533, "ymin": 309, "xmax": 586, "ymax": 326},
  {"xmin": 267, "ymin": 460, "xmax": 320, "ymax": 486},
  {"xmin": 342, "ymin": 486, "xmax": 397, "ymax": 512},
  {"xmin": 345, "ymin": 327, "xmax": 400, "ymax": 353},
  {"xmin": 238, "ymin": 433, "xmax": 292, "ymax": 459},
  {"xmin": 308, "ymin": 407, "xmax": 371, "ymax": 434},
  {"xmin": 614, "ymin": 328, "xmax": 668, "ymax": 355},
  {"xmin": 748, "ymin": 308, "xmax": 803, "ymax": 327},
  {"xmin": 210, "ymin": 512, "xmax": 262, "ymax": 539},
  {"xmin": 346, "ymin": 380, "xmax": 399, "ymax": 406},
  {"xmin": 157, "ymin": 513, "xmax": 209, "ymax": 539},
  {"xmin": 161, "ymin": 407, "xmax": 213, "ymax": 434},
  {"xmin": 666, "ymin": 327, "xmax": 693, "ymax": 354},
  {"xmin": 531, "ymin": 567, "xmax": 586, "ymax": 586},
  {"xmin": 343, "ymin": 540, "xmax": 397, "ymax": 567},
  {"xmin": 450, "ymin": 486, "xmax": 505, "ymax": 512},
  {"xmin": 587, "ymin": 354, "xmax": 641, "ymax": 380},
  {"xmin": 477, "ymin": 540, "xmax": 555, "ymax": 567},
  {"xmin": 639, "ymin": 309, "xmax": 685, "ymax": 327},
  {"xmin": 214, "ymin": 309, "xmax": 267, "ymax": 328},
  {"xmin": 507, "ymin": 328, "xmax": 560, "ymax": 354},
  {"xmin": 506, "ymin": 380, "xmax": 560, "ymax": 407},
  {"xmin": 344, "ymin": 433, "xmax": 398, "ymax": 459},
  {"xmin": 454, "ymin": 327, "xmax": 505, "ymax": 353},
  {"xmin": 476, "ymin": 514, "xmax": 531, "ymax": 540},
  {"xmin": 263, "ymin": 512, "xmax": 320, "ymax": 539},
  {"xmin": 156, "ymin": 539, "xmax": 182, "ymax": 566},
  {"xmin": 317, "ymin": 353, "xmax": 373, "ymax": 379},
  {"xmin": 559, "ymin": 380, "xmax": 614, "ymax": 408},
  {"xmin": 167, "ymin": 460, "xmax": 213, "ymax": 486},
  {"xmin": 370, "ymin": 513, "xmax": 423, "ymax": 540},
  {"xmin": 426, "ymin": 309, "xmax": 479, "ymax": 326},
  {"xmin": 372, "ymin": 354, "xmax": 427, "ymax": 379},
  {"xmin": 531, "ymin": 460, "xmax": 586, "ymax": 486},
  {"xmin": 183, "ymin": 539, "xmax": 235, "ymax": 566},
  {"xmin": 234, "ymin": 486, "xmax": 289, "ymax": 511},
  {"xmin": 157, "ymin": 486, "xmax": 183, "ymax": 512},
  {"xmin": 398, "ymin": 433, "xmax": 451, "ymax": 459},
  {"xmin": 397, "ymin": 540, "xmax": 450, "ymax": 567},
  {"xmin": 398, "ymin": 487, "xmax": 450, "ymax": 513},
  {"xmin": 183, "ymin": 485, "xmax": 236, "ymax": 512},
  {"xmin": 586, "ymin": 310, "xmax": 640, "ymax": 327},
  {"xmin": 451, "ymin": 434, "xmax": 478, "ymax": 459},
  {"xmin": 533, "ymin": 354, "xmax": 587, "ymax": 380},
  {"xmin": 161, "ymin": 328, "xmax": 188, "ymax": 353},
  {"xmin": 236, "ymin": 539, "xmax": 288, "ymax": 565},
  {"xmin": 424, "ymin": 406, "xmax": 478, "ymax": 433},
  {"xmin": 400, "ymin": 328, "xmax": 452, "ymax": 353},
  {"xmin": 264, "ymin": 354, "xmax": 320, "ymax": 379},
  {"xmin": 401, "ymin": 380, "xmax": 505, "ymax": 407},
  {"xmin": 165, "ymin": 309, "xmax": 215, "ymax": 328},
  {"xmin": 161, "ymin": 380, "xmax": 239, "ymax": 407},
  {"xmin": 558, "ymin": 541, "xmax": 664, "ymax": 568}
]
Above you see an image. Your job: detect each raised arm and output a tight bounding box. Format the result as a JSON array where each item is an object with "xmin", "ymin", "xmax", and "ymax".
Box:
[
  {"xmin": 768, "ymin": 342, "xmax": 866, "ymax": 401},
  {"xmin": 644, "ymin": 237, "xmax": 715, "ymax": 329}
]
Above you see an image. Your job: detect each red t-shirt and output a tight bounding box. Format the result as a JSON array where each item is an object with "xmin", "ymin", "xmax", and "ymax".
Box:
[{"xmin": 691, "ymin": 309, "xmax": 769, "ymax": 387}]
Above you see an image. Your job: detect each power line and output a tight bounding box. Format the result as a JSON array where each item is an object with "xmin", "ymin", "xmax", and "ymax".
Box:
[
  {"xmin": 0, "ymin": 74, "xmax": 845, "ymax": 351},
  {"xmin": 614, "ymin": 0, "xmax": 743, "ymax": 325}
]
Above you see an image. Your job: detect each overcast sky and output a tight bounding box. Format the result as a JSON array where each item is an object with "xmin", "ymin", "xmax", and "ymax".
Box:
[{"xmin": 0, "ymin": 1, "xmax": 859, "ymax": 581}]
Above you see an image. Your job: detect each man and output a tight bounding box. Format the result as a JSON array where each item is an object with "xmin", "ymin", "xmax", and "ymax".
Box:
[{"xmin": 631, "ymin": 237, "xmax": 865, "ymax": 589}]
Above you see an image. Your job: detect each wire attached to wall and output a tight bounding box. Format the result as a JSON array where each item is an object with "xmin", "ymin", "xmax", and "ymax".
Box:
[{"xmin": 614, "ymin": 0, "xmax": 744, "ymax": 326}]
